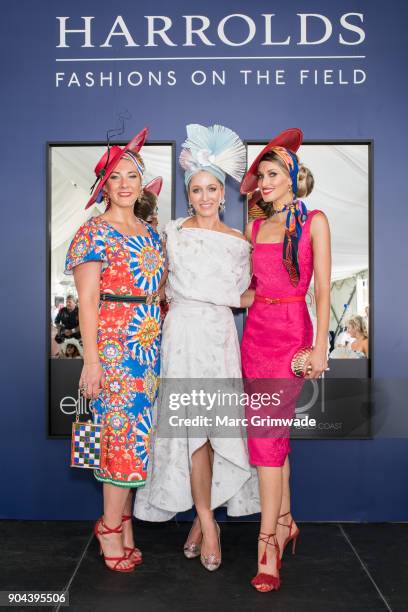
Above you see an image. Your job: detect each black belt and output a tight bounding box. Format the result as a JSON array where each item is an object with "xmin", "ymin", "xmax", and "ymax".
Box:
[{"xmin": 100, "ymin": 293, "xmax": 159, "ymax": 305}]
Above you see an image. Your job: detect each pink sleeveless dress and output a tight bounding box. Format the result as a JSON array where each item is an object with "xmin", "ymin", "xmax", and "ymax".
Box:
[{"xmin": 241, "ymin": 210, "xmax": 320, "ymax": 466}]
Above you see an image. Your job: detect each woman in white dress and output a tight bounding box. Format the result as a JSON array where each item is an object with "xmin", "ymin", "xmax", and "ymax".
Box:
[{"xmin": 135, "ymin": 124, "xmax": 259, "ymax": 570}]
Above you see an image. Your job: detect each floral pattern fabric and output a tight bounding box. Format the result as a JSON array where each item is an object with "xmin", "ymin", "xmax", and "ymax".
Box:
[{"xmin": 65, "ymin": 216, "xmax": 165, "ymax": 487}]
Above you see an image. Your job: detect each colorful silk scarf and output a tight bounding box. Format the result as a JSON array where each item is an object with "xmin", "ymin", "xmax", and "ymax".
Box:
[
  {"xmin": 268, "ymin": 146, "xmax": 308, "ymax": 286},
  {"xmin": 270, "ymin": 147, "xmax": 299, "ymax": 195},
  {"xmin": 283, "ymin": 199, "xmax": 308, "ymax": 287}
]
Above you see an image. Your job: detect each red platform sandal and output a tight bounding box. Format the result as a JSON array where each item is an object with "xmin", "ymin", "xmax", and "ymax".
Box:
[
  {"xmin": 251, "ymin": 532, "xmax": 281, "ymax": 593},
  {"xmin": 94, "ymin": 517, "xmax": 135, "ymax": 573},
  {"xmin": 122, "ymin": 514, "xmax": 143, "ymax": 565},
  {"xmin": 277, "ymin": 511, "xmax": 299, "ymax": 560}
]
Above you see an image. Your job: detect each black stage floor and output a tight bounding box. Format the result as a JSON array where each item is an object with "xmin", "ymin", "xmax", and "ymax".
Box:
[{"xmin": 1, "ymin": 521, "xmax": 406, "ymax": 612}]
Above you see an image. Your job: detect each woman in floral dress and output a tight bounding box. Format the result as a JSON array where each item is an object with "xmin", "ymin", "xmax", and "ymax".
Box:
[{"xmin": 65, "ymin": 128, "xmax": 166, "ymax": 572}]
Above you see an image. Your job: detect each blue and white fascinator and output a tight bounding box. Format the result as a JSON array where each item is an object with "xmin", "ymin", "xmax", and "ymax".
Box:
[{"xmin": 179, "ymin": 124, "xmax": 246, "ymax": 187}]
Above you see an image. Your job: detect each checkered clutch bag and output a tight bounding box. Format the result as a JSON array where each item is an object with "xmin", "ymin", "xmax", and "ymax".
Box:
[{"xmin": 70, "ymin": 399, "xmax": 106, "ymax": 469}]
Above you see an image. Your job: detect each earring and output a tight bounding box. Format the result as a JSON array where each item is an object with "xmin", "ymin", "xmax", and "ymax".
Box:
[
  {"xmin": 219, "ymin": 198, "xmax": 226, "ymax": 214},
  {"xmin": 103, "ymin": 192, "xmax": 110, "ymax": 206},
  {"xmin": 187, "ymin": 202, "xmax": 195, "ymax": 217}
]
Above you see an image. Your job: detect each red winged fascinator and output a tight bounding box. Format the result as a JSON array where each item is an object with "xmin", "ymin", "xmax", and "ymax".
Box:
[
  {"xmin": 242, "ymin": 128, "xmax": 308, "ymax": 287},
  {"xmin": 144, "ymin": 176, "xmax": 163, "ymax": 197},
  {"xmin": 85, "ymin": 127, "xmax": 148, "ymax": 209}
]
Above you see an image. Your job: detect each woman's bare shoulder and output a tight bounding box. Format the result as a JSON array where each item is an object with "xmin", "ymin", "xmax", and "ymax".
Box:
[
  {"xmin": 220, "ymin": 223, "xmax": 248, "ymax": 242},
  {"xmin": 310, "ymin": 210, "xmax": 329, "ymax": 226},
  {"xmin": 244, "ymin": 219, "xmax": 255, "ymax": 242},
  {"xmin": 310, "ymin": 210, "xmax": 330, "ymax": 239}
]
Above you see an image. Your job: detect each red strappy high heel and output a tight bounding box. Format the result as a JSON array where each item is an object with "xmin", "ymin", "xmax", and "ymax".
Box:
[
  {"xmin": 94, "ymin": 517, "xmax": 135, "ymax": 573},
  {"xmin": 251, "ymin": 532, "xmax": 281, "ymax": 593},
  {"xmin": 122, "ymin": 514, "xmax": 143, "ymax": 565},
  {"xmin": 277, "ymin": 511, "xmax": 299, "ymax": 559}
]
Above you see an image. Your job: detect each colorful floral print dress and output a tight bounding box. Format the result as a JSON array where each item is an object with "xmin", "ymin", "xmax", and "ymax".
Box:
[{"xmin": 65, "ymin": 216, "xmax": 165, "ymax": 487}]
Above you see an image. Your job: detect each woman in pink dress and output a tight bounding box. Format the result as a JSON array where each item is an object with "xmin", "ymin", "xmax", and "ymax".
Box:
[{"xmin": 240, "ymin": 129, "xmax": 331, "ymax": 592}]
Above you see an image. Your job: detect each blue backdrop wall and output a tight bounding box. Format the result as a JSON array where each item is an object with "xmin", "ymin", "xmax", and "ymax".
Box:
[{"xmin": 1, "ymin": 0, "xmax": 407, "ymax": 520}]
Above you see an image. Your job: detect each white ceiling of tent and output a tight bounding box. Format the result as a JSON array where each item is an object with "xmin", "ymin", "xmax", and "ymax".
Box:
[
  {"xmin": 51, "ymin": 141, "xmax": 369, "ymax": 298},
  {"xmin": 247, "ymin": 143, "xmax": 369, "ymax": 282}
]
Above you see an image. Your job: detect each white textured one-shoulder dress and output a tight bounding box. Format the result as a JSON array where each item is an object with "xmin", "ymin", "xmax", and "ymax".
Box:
[{"xmin": 134, "ymin": 218, "xmax": 260, "ymax": 520}]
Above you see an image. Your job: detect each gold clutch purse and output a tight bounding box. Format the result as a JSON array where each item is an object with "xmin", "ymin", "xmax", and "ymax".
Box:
[{"xmin": 291, "ymin": 346, "xmax": 313, "ymax": 377}]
